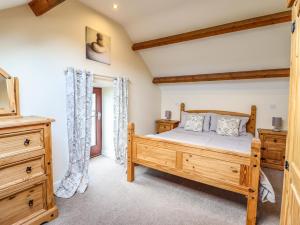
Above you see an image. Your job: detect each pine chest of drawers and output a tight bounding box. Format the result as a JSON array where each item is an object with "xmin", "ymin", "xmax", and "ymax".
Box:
[
  {"xmin": 258, "ymin": 128, "xmax": 287, "ymax": 170},
  {"xmin": 155, "ymin": 119, "xmax": 179, "ymax": 134},
  {"xmin": 0, "ymin": 116, "xmax": 58, "ymax": 225}
]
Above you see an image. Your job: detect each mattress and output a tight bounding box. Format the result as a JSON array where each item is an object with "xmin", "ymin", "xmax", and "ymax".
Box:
[{"xmin": 147, "ymin": 127, "xmax": 253, "ymax": 154}]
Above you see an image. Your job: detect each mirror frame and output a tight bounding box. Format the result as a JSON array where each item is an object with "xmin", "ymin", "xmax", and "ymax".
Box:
[{"xmin": 0, "ymin": 68, "xmax": 20, "ymax": 118}]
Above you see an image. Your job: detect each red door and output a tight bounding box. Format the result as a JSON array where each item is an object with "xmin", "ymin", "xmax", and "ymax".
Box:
[{"xmin": 90, "ymin": 88, "xmax": 102, "ymax": 158}]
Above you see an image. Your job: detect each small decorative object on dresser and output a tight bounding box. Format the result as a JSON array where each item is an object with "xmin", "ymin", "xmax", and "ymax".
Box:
[
  {"xmin": 164, "ymin": 110, "xmax": 172, "ymax": 120},
  {"xmin": 258, "ymin": 128, "xmax": 287, "ymax": 170},
  {"xmin": 272, "ymin": 117, "xmax": 282, "ymax": 131},
  {"xmin": 0, "ymin": 69, "xmax": 58, "ymax": 225},
  {"xmin": 156, "ymin": 119, "xmax": 179, "ymax": 134}
]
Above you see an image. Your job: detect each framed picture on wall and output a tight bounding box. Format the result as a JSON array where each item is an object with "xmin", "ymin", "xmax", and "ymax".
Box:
[{"xmin": 86, "ymin": 26, "xmax": 111, "ymax": 65}]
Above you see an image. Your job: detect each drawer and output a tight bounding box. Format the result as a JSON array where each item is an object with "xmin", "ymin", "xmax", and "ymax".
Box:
[
  {"xmin": 0, "ymin": 156, "xmax": 45, "ymax": 189},
  {"xmin": 264, "ymin": 135, "xmax": 286, "ymax": 145},
  {"xmin": 262, "ymin": 150, "xmax": 284, "ymax": 161},
  {"xmin": 182, "ymin": 153, "xmax": 241, "ymax": 185},
  {"xmin": 0, "ymin": 129, "xmax": 44, "ymax": 158},
  {"xmin": 262, "ymin": 143, "xmax": 286, "ymax": 152},
  {"xmin": 135, "ymin": 143, "xmax": 176, "ymax": 168},
  {"xmin": 262, "ymin": 158, "xmax": 282, "ymax": 166},
  {"xmin": 158, "ymin": 124, "xmax": 172, "ymax": 133},
  {"xmin": 0, "ymin": 183, "xmax": 46, "ymax": 225}
]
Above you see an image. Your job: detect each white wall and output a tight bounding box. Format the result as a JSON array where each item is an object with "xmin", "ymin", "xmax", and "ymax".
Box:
[
  {"xmin": 161, "ymin": 79, "xmax": 289, "ymax": 135},
  {"xmin": 0, "ymin": 1, "xmax": 160, "ymax": 184}
]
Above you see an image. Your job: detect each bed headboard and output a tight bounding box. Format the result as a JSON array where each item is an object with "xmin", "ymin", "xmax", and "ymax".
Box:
[{"xmin": 180, "ymin": 103, "xmax": 257, "ymax": 136}]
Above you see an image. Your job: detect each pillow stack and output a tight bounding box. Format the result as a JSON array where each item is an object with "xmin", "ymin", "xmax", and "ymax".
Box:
[{"xmin": 180, "ymin": 111, "xmax": 249, "ymax": 136}]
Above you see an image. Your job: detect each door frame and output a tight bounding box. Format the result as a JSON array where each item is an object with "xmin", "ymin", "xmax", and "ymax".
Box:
[
  {"xmin": 90, "ymin": 87, "xmax": 102, "ymax": 158},
  {"xmin": 280, "ymin": 1, "xmax": 299, "ymax": 224}
]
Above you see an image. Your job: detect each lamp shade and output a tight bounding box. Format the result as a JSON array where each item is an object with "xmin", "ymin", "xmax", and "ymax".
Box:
[
  {"xmin": 272, "ymin": 117, "xmax": 282, "ymax": 131},
  {"xmin": 165, "ymin": 110, "xmax": 171, "ymax": 120}
]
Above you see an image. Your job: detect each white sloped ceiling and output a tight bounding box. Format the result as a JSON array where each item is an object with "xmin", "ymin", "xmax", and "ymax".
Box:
[
  {"xmin": 0, "ymin": 0, "xmax": 29, "ymax": 10},
  {"xmin": 0, "ymin": 0, "xmax": 290, "ymax": 77},
  {"xmin": 81, "ymin": 0, "xmax": 290, "ymax": 77}
]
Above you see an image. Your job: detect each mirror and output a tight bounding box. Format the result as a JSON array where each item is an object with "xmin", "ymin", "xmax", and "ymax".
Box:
[
  {"xmin": 0, "ymin": 69, "xmax": 19, "ymax": 117},
  {"xmin": 0, "ymin": 76, "xmax": 10, "ymax": 111}
]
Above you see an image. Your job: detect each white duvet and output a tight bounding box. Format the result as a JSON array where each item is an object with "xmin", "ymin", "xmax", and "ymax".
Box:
[
  {"xmin": 146, "ymin": 128, "xmax": 276, "ymax": 203},
  {"xmin": 147, "ymin": 127, "xmax": 253, "ymax": 154}
]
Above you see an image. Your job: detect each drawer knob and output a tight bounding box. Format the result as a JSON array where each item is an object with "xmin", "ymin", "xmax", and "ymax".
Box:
[
  {"xmin": 26, "ymin": 166, "xmax": 32, "ymax": 174},
  {"xmin": 28, "ymin": 199, "xmax": 34, "ymax": 208},
  {"xmin": 274, "ymin": 139, "xmax": 277, "ymax": 143},
  {"xmin": 24, "ymin": 139, "xmax": 31, "ymax": 146}
]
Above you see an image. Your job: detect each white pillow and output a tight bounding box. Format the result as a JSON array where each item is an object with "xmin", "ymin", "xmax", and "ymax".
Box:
[
  {"xmin": 216, "ymin": 117, "xmax": 241, "ymax": 136},
  {"xmin": 184, "ymin": 115, "xmax": 204, "ymax": 132}
]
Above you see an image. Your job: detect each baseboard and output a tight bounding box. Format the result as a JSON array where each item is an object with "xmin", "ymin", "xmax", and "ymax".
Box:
[{"xmin": 102, "ymin": 148, "xmax": 115, "ymax": 159}]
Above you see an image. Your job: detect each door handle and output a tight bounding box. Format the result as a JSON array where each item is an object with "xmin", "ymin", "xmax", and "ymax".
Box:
[{"xmin": 97, "ymin": 112, "xmax": 102, "ymax": 121}]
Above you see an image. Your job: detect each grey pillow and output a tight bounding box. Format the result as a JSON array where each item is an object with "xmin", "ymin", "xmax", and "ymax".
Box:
[
  {"xmin": 210, "ymin": 114, "xmax": 220, "ymax": 131},
  {"xmin": 180, "ymin": 112, "xmax": 211, "ymax": 132},
  {"xmin": 202, "ymin": 113, "xmax": 211, "ymax": 132},
  {"xmin": 179, "ymin": 111, "xmax": 189, "ymax": 128},
  {"xmin": 239, "ymin": 117, "xmax": 249, "ymax": 135},
  {"xmin": 210, "ymin": 114, "xmax": 249, "ymax": 135}
]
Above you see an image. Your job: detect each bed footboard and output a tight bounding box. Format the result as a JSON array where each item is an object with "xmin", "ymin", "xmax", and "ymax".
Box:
[
  {"xmin": 127, "ymin": 123, "xmax": 261, "ymax": 225},
  {"xmin": 127, "ymin": 123, "xmax": 135, "ymax": 182},
  {"xmin": 246, "ymin": 139, "xmax": 261, "ymax": 225}
]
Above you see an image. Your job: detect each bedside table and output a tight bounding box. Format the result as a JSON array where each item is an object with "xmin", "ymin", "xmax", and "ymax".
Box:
[
  {"xmin": 156, "ymin": 119, "xmax": 179, "ymax": 134},
  {"xmin": 258, "ymin": 129, "xmax": 287, "ymax": 170}
]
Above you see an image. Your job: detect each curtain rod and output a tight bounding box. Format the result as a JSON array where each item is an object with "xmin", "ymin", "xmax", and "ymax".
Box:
[
  {"xmin": 94, "ymin": 74, "xmax": 116, "ymax": 80},
  {"xmin": 64, "ymin": 69, "xmax": 130, "ymax": 82},
  {"xmin": 93, "ymin": 74, "xmax": 131, "ymax": 83},
  {"xmin": 64, "ymin": 69, "xmax": 116, "ymax": 80}
]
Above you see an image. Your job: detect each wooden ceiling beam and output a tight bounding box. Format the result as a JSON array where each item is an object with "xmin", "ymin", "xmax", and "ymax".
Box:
[
  {"xmin": 28, "ymin": 0, "xmax": 65, "ymax": 16},
  {"xmin": 152, "ymin": 68, "xmax": 290, "ymax": 84},
  {"xmin": 287, "ymin": 0, "xmax": 296, "ymax": 7},
  {"xmin": 132, "ymin": 11, "xmax": 291, "ymax": 51}
]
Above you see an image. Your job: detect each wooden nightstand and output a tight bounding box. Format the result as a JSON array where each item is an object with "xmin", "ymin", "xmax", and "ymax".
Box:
[
  {"xmin": 258, "ymin": 128, "xmax": 287, "ymax": 170},
  {"xmin": 156, "ymin": 119, "xmax": 179, "ymax": 134}
]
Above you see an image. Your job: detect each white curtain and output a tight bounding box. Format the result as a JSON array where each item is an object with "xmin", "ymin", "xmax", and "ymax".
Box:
[
  {"xmin": 55, "ymin": 68, "xmax": 93, "ymax": 198},
  {"xmin": 113, "ymin": 77, "xmax": 129, "ymax": 165}
]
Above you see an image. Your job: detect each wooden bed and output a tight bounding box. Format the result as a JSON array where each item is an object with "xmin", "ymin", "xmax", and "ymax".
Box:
[{"xmin": 127, "ymin": 103, "xmax": 261, "ymax": 225}]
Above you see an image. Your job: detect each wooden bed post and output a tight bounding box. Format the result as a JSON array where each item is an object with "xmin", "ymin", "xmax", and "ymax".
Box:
[
  {"xmin": 246, "ymin": 139, "xmax": 261, "ymax": 225},
  {"xmin": 247, "ymin": 105, "xmax": 257, "ymax": 136},
  {"xmin": 180, "ymin": 103, "xmax": 185, "ymax": 121},
  {"xmin": 127, "ymin": 123, "xmax": 135, "ymax": 182}
]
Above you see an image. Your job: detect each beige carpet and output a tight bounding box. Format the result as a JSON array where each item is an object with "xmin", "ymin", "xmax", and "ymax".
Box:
[{"xmin": 50, "ymin": 156, "xmax": 283, "ymax": 225}]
